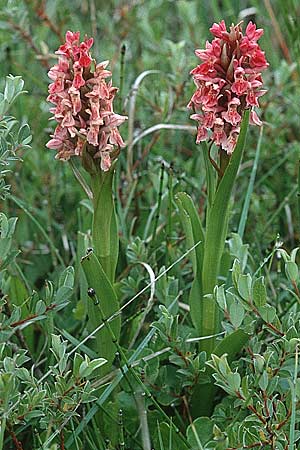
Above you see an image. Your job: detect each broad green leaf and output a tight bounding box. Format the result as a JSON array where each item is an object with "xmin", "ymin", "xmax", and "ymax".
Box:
[
  {"xmin": 35, "ymin": 300, "xmax": 46, "ymax": 315},
  {"xmin": 58, "ymin": 266, "xmax": 74, "ymax": 289},
  {"xmin": 213, "ymin": 329, "xmax": 249, "ymax": 362},
  {"xmin": 55, "ymin": 267, "xmax": 74, "ymax": 305},
  {"xmin": 290, "ymin": 247, "xmax": 299, "ymax": 262},
  {"xmin": 229, "ymin": 233, "xmax": 249, "ymax": 270},
  {"xmin": 232, "ymin": 258, "xmax": 242, "ymax": 289},
  {"xmin": 258, "ymin": 371, "xmax": 268, "ymax": 391},
  {"xmin": 175, "ymin": 194, "xmax": 197, "ymax": 274},
  {"xmin": 18, "ymin": 124, "xmax": 32, "ymax": 146},
  {"xmin": 0, "ymin": 213, "xmax": 9, "ymax": 237},
  {"xmin": 79, "ymin": 357, "xmax": 107, "ymax": 378},
  {"xmin": 75, "ymin": 231, "xmax": 92, "ymax": 320},
  {"xmin": 187, "ymin": 417, "xmax": 213, "ymax": 449},
  {"xmin": 285, "ymin": 261, "xmax": 299, "ymax": 282},
  {"xmin": 237, "ymin": 273, "xmax": 252, "ymax": 301},
  {"xmin": 91, "ymin": 168, "xmax": 118, "ymax": 283},
  {"xmin": 252, "ymin": 276, "xmax": 267, "ymax": 307},
  {"xmin": 81, "ymin": 250, "xmax": 120, "ymax": 374},
  {"xmin": 199, "ymin": 110, "xmax": 249, "ymax": 356},
  {"xmin": 175, "ymin": 191, "xmax": 205, "ymax": 277},
  {"xmin": 175, "ymin": 192, "xmax": 205, "ymax": 331},
  {"xmin": 189, "ymin": 279, "xmax": 203, "ymax": 332},
  {"xmin": 229, "ymin": 301, "xmax": 245, "ymax": 328},
  {"xmin": 7, "ymin": 275, "xmax": 33, "ymax": 349},
  {"xmin": 4, "ymin": 75, "xmax": 25, "ymax": 104},
  {"xmin": 73, "ymin": 353, "xmax": 84, "ymax": 378},
  {"xmin": 258, "ymin": 304, "xmax": 276, "ymax": 323},
  {"xmin": 227, "ymin": 372, "xmax": 241, "ymax": 391},
  {"xmin": 202, "ymin": 110, "xmax": 249, "ymax": 297},
  {"xmin": 214, "ymin": 284, "xmax": 226, "ymax": 311}
]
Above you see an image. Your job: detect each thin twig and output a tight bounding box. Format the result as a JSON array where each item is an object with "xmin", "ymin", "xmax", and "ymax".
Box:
[
  {"xmin": 131, "ymin": 123, "xmax": 195, "ymax": 148},
  {"xmin": 6, "ymin": 19, "xmax": 50, "ymax": 68},
  {"xmin": 263, "ymin": 0, "xmax": 292, "ymax": 65},
  {"xmin": 69, "ymin": 158, "xmax": 93, "ymax": 199}
]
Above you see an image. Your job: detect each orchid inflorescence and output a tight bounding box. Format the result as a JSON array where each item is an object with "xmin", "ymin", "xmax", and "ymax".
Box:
[
  {"xmin": 188, "ymin": 20, "xmax": 268, "ymax": 154},
  {"xmin": 46, "ymin": 31, "xmax": 127, "ymax": 172}
]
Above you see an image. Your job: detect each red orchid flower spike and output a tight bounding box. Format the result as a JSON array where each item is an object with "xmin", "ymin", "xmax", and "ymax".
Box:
[
  {"xmin": 188, "ymin": 21, "xmax": 268, "ymax": 154},
  {"xmin": 47, "ymin": 31, "xmax": 127, "ymax": 172}
]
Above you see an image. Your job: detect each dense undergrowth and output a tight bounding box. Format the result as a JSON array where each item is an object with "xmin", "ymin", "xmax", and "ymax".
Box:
[{"xmin": 0, "ymin": 1, "xmax": 300, "ymax": 449}]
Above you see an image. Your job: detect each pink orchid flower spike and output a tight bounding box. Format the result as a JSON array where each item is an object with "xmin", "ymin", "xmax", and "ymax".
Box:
[
  {"xmin": 188, "ymin": 20, "xmax": 268, "ymax": 154},
  {"xmin": 46, "ymin": 31, "xmax": 127, "ymax": 172}
]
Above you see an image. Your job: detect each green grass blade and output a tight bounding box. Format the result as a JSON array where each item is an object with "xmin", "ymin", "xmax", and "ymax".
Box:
[
  {"xmin": 8, "ymin": 194, "xmax": 65, "ymax": 267},
  {"xmin": 201, "ymin": 141, "xmax": 217, "ymax": 210},
  {"xmin": 238, "ymin": 127, "xmax": 263, "ymax": 239},
  {"xmin": 288, "ymin": 344, "xmax": 298, "ymax": 450},
  {"xmin": 157, "ymin": 421, "xmax": 165, "ymax": 450}
]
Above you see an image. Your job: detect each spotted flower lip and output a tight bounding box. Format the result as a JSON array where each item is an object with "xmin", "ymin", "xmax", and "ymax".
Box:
[
  {"xmin": 188, "ymin": 20, "xmax": 268, "ymax": 154},
  {"xmin": 46, "ymin": 31, "xmax": 127, "ymax": 172}
]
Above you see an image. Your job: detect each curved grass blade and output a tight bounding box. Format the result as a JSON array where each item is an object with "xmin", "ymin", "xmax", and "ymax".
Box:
[{"xmin": 238, "ymin": 126, "xmax": 263, "ymax": 239}]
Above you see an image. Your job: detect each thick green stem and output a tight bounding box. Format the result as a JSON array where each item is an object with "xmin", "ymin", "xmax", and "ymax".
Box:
[
  {"xmin": 192, "ymin": 111, "xmax": 250, "ymax": 417},
  {"xmin": 91, "ymin": 169, "xmax": 118, "ymax": 283},
  {"xmin": 200, "ymin": 212, "xmax": 229, "ymax": 354},
  {"xmin": 199, "ymin": 111, "xmax": 250, "ymax": 354},
  {"xmin": 0, "ymin": 417, "xmax": 6, "ymax": 450},
  {"xmin": 81, "ymin": 167, "xmax": 120, "ymax": 372}
]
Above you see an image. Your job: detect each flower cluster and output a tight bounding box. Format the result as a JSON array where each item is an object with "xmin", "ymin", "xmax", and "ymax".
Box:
[
  {"xmin": 188, "ymin": 21, "xmax": 268, "ymax": 154},
  {"xmin": 46, "ymin": 31, "xmax": 127, "ymax": 171}
]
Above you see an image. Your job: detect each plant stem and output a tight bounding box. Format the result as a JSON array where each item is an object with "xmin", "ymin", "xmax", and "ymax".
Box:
[
  {"xmin": 119, "ymin": 44, "xmax": 126, "ymax": 111},
  {"xmin": 191, "ymin": 113, "xmax": 250, "ymax": 417},
  {"xmin": 200, "ymin": 111, "xmax": 249, "ymax": 354},
  {"xmin": 238, "ymin": 127, "xmax": 263, "ymax": 238},
  {"xmin": 91, "ymin": 169, "xmax": 118, "ymax": 283},
  {"xmin": 288, "ymin": 344, "xmax": 298, "ymax": 450},
  {"xmin": 0, "ymin": 417, "xmax": 6, "ymax": 450},
  {"xmin": 298, "ymin": 158, "xmax": 300, "ymax": 242},
  {"xmin": 151, "ymin": 162, "xmax": 165, "ymax": 249}
]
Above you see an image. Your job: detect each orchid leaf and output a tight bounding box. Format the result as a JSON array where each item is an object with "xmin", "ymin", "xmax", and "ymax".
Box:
[
  {"xmin": 213, "ymin": 329, "xmax": 249, "ymax": 360},
  {"xmin": 200, "ymin": 110, "xmax": 250, "ymax": 351},
  {"xmin": 91, "ymin": 168, "xmax": 118, "ymax": 283},
  {"xmin": 175, "ymin": 192, "xmax": 204, "ymax": 277},
  {"xmin": 81, "ymin": 249, "xmax": 120, "ymax": 374},
  {"xmin": 202, "ymin": 140, "xmax": 217, "ymax": 210},
  {"xmin": 175, "ymin": 192, "xmax": 205, "ymax": 330}
]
